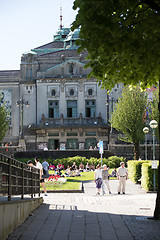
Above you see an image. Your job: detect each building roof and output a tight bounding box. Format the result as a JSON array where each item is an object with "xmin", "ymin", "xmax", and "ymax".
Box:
[
  {"xmin": 0, "ymin": 70, "xmax": 20, "ymax": 77},
  {"xmin": 34, "ymin": 41, "xmax": 64, "ymax": 50},
  {"xmin": 40, "ymin": 49, "xmax": 88, "ymax": 58}
]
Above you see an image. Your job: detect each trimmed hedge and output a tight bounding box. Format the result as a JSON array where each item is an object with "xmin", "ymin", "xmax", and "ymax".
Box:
[
  {"xmin": 16, "ymin": 155, "xmax": 126, "ymax": 169},
  {"xmin": 127, "ymin": 160, "xmax": 149, "ymax": 183},
  {"xmin": 141, "ymin": 163, "xmax": 158, "ymax": 191}
]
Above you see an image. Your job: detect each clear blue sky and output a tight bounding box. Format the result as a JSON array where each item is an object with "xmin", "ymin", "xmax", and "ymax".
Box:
[{"xmin": 0, "ymin": 0, "xmax": 77, "ymax": 70}]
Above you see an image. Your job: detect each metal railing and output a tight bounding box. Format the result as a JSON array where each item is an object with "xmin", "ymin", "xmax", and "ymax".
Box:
[
  {"xmin": 44, "ymin": 116, "xmax": 104, "ymax": 126},
  {"xmin": 0, "ymin": 154, "xmax": 40, "ymax": 201}
]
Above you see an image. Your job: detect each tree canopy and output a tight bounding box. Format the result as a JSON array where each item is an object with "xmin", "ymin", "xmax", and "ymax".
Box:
[
  {"xmin": 72, "ymin": 0, "xmax": 160, "ymax": 89},
  {"xmin": 111, "ymin": 86, "xmax": 148, "ymax": 159}
]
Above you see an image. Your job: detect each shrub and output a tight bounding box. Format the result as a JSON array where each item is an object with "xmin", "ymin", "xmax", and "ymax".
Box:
[
  {"xmin": 107, "ymin": 156, "xmax": 126, "ymax": 168},
  {"xmin": 141, "ymin": 162, "xmax": 158, "ymax": 191},
  {"xmin": 127, "ymin": 160, "xmax": 149, "ymax": 183}
]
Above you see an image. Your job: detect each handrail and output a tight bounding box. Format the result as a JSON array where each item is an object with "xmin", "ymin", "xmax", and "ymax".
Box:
[{"xmin": 0, "ymin": 153, "xmax": 40, "ymax": 201}]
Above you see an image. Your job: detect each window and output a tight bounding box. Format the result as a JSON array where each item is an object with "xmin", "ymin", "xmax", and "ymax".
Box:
[
  {"xmin": 85, "ymin": 100, "xmax": 96, "ymax": 117},
  {"xmin": 67, "ymin": 132, "xmax": 78, "ymax": 136},
  {"xmin": 67, "ymin": 100, "xmax": 77, "ymax": 117},
  {"xmin": 25, "ymin": 85, "xmax": 33, "ymax": 94},
  {"xmin": 61, "ymin": 67, "xmax": 64, "ymax": 75},
  {"xmin": 26, "ymin": 69, "xmax": 29, "ymax": 79},
  {"xmin": 48, "ymin": 100, "xmax": 59, "ymax": 118},
  {"xmin": 85, "ymin": 132, "xmax": 96, "ymax": 136},
  {"xmin": 70, "ymin": 89, "xmax": 74, "ymax": 96},
  {"xmin": 48, "ymin": 133, "xmax": 59, "ymax": 136},
  {"xmin": 51, "ymin": 89, "xmax": 56, "ymax": 96},
  {"xmin": 88, "ymin": 89, "xmax": 93, "ymax": 96},
  {"xmin": 66, "ymin": 139, "xmax": 78, "ymax": 149},
  {"xmin": 30, "ymin": 69, "xmax": 32, "ymax": 79}
]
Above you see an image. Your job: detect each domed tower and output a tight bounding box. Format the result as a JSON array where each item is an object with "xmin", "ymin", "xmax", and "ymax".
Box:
[
  {"xmin": 53, "ymin": 28, "xmax": 70, "ymax": 42},
  {"xmin": 64, "ymin": 28, "xmax": 80, "ymax": 49}
]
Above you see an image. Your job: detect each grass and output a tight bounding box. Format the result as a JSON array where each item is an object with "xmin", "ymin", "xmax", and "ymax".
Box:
[
  {"xmin": 41, "ymin": 171, "xmax": 95, "ymax": 191},
  {"xmin": 41, "ymin": 170, "xmax": 117, "ymax": 191}
]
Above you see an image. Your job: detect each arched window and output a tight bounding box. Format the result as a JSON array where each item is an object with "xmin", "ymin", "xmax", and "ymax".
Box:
[
  {"xmin": 88, "ymin": 89, "xmax": 93, "ymax": 96},
  {"xmin": 51, "ymin": 89, "xmax": 56, "ymax": 96},
  {"xmin": 70, "ymin": 89, "xmax": 74, "ymax": 96}
]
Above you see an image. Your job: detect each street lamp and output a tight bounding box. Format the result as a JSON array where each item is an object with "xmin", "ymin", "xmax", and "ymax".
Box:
[
  {"xmin": 143, "ymin": 127, "xmax": 149, "ymax": 160},
  {"xmin": 149, "ymin": 120, "xmax": 158, "ymax": 191},
  {"xmin": 16, "ymin": 98, "xmax": 30, "ymax": 138}
]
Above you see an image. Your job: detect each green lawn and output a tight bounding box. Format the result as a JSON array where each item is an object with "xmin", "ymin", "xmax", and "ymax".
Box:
[
  {"xmin": 42, "ymin": 170, "xmax": 116, "ymax": 191},
  {"xmin": 41, "ymin": 171, "xmax": 94, "ymax": 191}
]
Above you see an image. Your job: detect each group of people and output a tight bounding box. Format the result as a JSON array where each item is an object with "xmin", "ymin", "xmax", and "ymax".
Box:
[
  {"xmin": 64, "ymin": 162, "xmax": 95, "ymax": 177},
  {"xmin": 27, "ymin": 158, "xmax": 128, "ymax": 197},
  {"xmin": 94, "ymin": 162, "xmax": 128, "ymax": 195}
]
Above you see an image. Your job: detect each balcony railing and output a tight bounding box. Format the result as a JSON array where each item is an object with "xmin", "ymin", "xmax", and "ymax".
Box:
[
  {"xmin": 0, "ymin": 154, "xmax": 40, "ymax": 201},
  {"xmin": 42, "ymin": 116, "xmax": 105, "ymax": 127}
]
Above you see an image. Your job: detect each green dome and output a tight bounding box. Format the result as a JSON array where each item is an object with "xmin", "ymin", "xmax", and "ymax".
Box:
[
  {"xmin": 53, "ymin": 28, "xmax": 70, "ymax": 42},
  {"xmin": 64, "ymin": 28, "xmax": 80, "ymax": 49}
]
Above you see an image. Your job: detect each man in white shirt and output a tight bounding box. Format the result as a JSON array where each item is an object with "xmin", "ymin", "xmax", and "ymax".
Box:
[
  {"xmin": 117, "ymin": 162, "xmax": 128, "ymax": 194},
  {"xmin": 35, "ymin": 157, "xmax": 48, "ymax": 196}
]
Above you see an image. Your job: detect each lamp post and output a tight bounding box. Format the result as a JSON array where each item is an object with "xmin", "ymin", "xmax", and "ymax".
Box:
[
  {"xmin": 149, "ymin": 120, "xmax": 158, "ymax": 191},
  {"xmin": 143, "ymin": 127, "xmax": 149, "ymax": 160},
  {"xmin": 16, "ymin": 98, "xmax": 30, "ymax": 138}
]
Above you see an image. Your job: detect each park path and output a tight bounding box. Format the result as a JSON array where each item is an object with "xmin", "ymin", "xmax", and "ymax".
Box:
[{"xmin": 7, "ymin": 179, "xmax": 160, "ymax": 240}]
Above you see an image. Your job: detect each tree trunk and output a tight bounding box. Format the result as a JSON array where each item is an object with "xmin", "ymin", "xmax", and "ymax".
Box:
[
  {"xmin": 153, "ymin": 82, "xmax": 160, "ymax": 220},
  {"xmin": 133, "ymin": 141, "xmax": 140, "ymax": 160}
]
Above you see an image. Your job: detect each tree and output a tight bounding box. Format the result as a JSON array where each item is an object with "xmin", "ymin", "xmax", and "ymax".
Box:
[
  {"xmin": 72, "ymin": 0, "xmax": 160, "ymax": 219},
  {"xmin": 149, "ymin": 88, "xmax": 159, "ymax": 138},
  {"xmin": 72, "ymin": 0, "xmax": 160, "ymax": 89},
  {"xmin": 0, "ymin": 95, "xmax": 9, "ymax": 143},
  {"xmin": 111, "ymin": 86, "xmax": 148, "ymax": 160}
]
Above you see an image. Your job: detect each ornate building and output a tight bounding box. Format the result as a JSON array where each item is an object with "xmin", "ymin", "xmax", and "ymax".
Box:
[{"xmin": 0, "ymin": 26, "xmax": 115, "ymax": 150}]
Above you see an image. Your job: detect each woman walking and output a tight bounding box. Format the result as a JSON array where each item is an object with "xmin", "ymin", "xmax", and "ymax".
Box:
[{"xmin": 94, "ymin": 164, "xmax": 102, "ymax": 195}]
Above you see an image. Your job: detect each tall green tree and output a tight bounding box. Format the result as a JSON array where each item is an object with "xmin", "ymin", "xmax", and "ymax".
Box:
[
  {"xmin": 0, "ymin": 96, "xmax": 9, "ymax": 143},
  {"xmin": 111, "ymin": 86, "xmax": 148, "ymax": 160},
  {"xmin": 149, "ymin": 88, "xmax": 159, "ymax": 138},
  {"xmin": 72, "ymin": 0, "xmax": 160, "ymax": 219}
]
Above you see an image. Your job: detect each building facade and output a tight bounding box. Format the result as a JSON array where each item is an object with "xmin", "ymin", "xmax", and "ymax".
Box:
[{"xmin": 0, "ymin": 27, "xmax": 115, "ymax": 150}]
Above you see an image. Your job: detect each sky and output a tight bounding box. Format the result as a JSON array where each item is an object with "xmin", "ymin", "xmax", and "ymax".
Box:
[{"xmin": 0, "ymin": 0, "xmax": 77, "ymax": 70}]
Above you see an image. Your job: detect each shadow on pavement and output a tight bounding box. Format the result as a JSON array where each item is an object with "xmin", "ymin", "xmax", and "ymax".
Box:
[{"xmin": 7, "ymin": 202, "xmax": 160, "ymax": 240}]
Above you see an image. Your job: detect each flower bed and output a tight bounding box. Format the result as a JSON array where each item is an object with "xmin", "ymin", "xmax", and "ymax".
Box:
[{"xmin": 44, "ymin": 175, "xmax": 67, "ymax": 189}]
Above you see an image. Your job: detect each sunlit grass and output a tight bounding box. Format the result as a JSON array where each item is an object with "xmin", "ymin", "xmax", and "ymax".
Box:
[{"xmin": 41, "ymin": 170, "xmax": 117, "ymax": 191}]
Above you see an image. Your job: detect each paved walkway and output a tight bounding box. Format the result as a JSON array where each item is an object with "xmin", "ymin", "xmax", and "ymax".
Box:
[{"xmin": 7, "ymin": 179, "xmax": 160, "ymax": 240}]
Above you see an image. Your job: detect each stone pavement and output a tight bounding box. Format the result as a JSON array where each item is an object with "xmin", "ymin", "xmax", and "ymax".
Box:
[{"xmin": 7, "ymin": 179, "xmax": 160, "ymax": 240}]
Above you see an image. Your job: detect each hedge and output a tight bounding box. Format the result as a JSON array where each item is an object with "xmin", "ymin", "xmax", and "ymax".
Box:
[
  {"xmin": 127, "ymin": 160, "xmax": 149, "ymax": 183},
  {"xmin": 16, "ymin": 155, "xmax": 126, "ymax": 169},
  {"xmin": 141, "ymin": 163, "xmax": 158, "ymax": 191}
]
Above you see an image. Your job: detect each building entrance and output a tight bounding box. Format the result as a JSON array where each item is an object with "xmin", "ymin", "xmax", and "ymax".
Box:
[{"xmin": 49, "ymin": 139, "xmax": 59, "ymax": 150}]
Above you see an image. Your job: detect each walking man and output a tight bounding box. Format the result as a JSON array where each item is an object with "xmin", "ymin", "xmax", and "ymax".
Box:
[
  {"xmin": 35, "ymin": 157, "xmax": 48, "ymax": 196},
  {"xmin": 117, "ymin": 162, "xmax": 128, "ymax": 194},
  {"xmin": 102, "ymin": 164, "xmax": 111, "ymax": 195}
]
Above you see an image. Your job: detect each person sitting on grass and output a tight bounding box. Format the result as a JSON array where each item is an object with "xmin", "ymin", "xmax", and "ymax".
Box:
[
  {"xmin": 79, "ymin": 162, "xmax": 84, "ymax": 172},
  {"xmin": 69, "ymin": 167, "xmax": 75, "ymax": 177},
  {"xmin": 72, "ymin": 162, "xmax": 77, "ymax": 170},
  {"xmin": 86, "ymin": 162, "xmax": 90, "ymax": 171},
  {"xmin": 90, "ymin": 163, "xmax": 95, "ymax": 171},
  {"xmin": 75, "ymin": 166, "xmax": 81, "ymax": 176},
  {"xmin": 64, "ymin": 165, "xmax": 70, "ymax": 177},
  {"xmin": 111, "ymin": 168, "xmax": 117, "ymax": 177}
]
